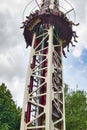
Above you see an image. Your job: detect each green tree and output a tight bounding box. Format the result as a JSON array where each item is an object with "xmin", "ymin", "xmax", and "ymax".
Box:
[
  {"xmin": 0, "ymin": 83, "xmax": 21, "ymax": 130},
  {"xmin": 65, "ymin": 85, "xmax": 87, "ymax": 130}
]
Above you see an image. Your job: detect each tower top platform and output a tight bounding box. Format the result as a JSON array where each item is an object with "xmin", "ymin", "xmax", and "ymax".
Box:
[{"xmin": 21, "ymin": 0, "xmax": 79, "ymax": 49}]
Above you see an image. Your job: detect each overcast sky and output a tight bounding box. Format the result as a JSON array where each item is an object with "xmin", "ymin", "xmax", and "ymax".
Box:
[{"xmin": 0, "ymin": 0, "xmax": 87, "ymax": 107}]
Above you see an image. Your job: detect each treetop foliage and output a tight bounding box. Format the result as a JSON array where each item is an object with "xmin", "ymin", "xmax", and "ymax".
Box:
[
  {"xmin": 65, "ymin": 84, "xmax": 87, "ymax": 130},
  {"xmin": 0, "ymin": 82, "xmax": 87, "ymax": 130},
  {"xmin": 0, "ymin": 83, "xmax": 21, "ymax": 130}
]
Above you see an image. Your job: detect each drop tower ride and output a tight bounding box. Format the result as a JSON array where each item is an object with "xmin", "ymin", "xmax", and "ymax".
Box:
[{"xmin": 20, "ymin": 0, "xmax": 78, "ymax": 130}]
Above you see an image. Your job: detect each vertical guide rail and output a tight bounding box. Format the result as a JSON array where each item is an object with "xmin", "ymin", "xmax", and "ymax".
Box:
[
  {"xmin": 61, "ymin": 43, "xmax": 66, "ymax": 130},
  {"xmin": 45, "ymin": 26, "xmax": 53, "ymax": 130},
  {"xmin": 20, "ymin": 33, "xmax": 36, "ymax": 130},
  {"xmin": 52, "ymin": 35, "xmax": 65, "ymax": 130}
]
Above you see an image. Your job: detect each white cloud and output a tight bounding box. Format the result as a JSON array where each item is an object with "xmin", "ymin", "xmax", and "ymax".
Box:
[
  {"xmin": 72, "ymin": 23, "xmax": 87, "ymax": 58},
  {"xmin": 9, "ymin": 77, "xmax": 25, "ymax": 107},
  {"xmin": 73, "ymin": 46, "xmax": 83, "ymax": 57}
]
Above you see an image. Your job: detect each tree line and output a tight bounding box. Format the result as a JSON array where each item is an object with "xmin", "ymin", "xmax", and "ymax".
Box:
[{"xmin": 0, "ymin": 83, "xmax": 87, "ymax": 129}]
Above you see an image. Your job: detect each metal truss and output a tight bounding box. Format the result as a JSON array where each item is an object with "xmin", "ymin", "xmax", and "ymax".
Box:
[{"xmin": 20, "ymin": 25, "xmax": 65, "ymax": 130}]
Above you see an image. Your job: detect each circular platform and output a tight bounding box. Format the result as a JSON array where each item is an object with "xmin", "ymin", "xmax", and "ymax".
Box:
[{"xmin": 23, "ymin": 10, "xmax": 73, "ymax": 48}]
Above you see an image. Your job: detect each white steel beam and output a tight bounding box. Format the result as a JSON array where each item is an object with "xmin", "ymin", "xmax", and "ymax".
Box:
[
  {"xmin": 20, "ymin": 33, "xmax": 36, "ymax": 130},
  {"xmin": 45, "ymin": 25, "xmax": 54, "ymax": 130}
]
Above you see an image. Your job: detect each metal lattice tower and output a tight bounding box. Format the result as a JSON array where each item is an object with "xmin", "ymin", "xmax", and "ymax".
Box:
[{"xmin": 20, "ymin": 0, "xmax": 78, "ymax": 130}]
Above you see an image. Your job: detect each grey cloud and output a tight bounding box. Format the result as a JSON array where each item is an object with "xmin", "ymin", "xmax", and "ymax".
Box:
[
  {"xmin": 0, "ymin": 10, "xmax": 25, "ymax": 52},
  {"xmin": 0, "ymin": 46, "xmax": 27, "ymax": 81},
  {"xmin": 0, "ymin": 1, "xmax": 28, "ymax": 82},
  {"xmin": 70, "ymin": 0, "xmax": 87, "ymax": 22}
]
